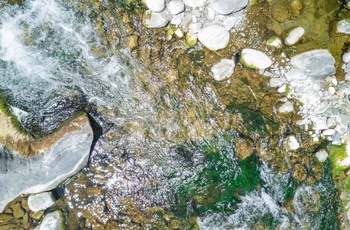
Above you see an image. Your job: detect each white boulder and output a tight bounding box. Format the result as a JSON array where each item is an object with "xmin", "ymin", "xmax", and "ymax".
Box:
[
  {"xmin": 183, "ymin": 0, "xmax": 207, "ymax": 8},
  {"xmin": 28, "ymin": 192, "xmax": 56, "ymax": 212},
  {"xmin": 167, "ymin": 0, "xmax": 185, "ymax": 15},
  {"xmin": 211, "ymin": 59, "xmax": 235, "ymax": 81},
  {"xmin": 198, "ymin": 25, "xmax": 230, "ymax": 51},
  {"xmin": 143, "ymin": 10, "xmax": 170, "ymax": 28},
  {"xmin": 285, "ymin": 27, "xmax": 305, "ymax": 46},
  {"xmin": 241, "ymin": 48, "xmax": 272, "ymax": 69},
  {"xmin": 209, "ymin": 0, "xmax": 248, "ymax": 15},
  {"xmin": 143, "ymin": 0, "xmax": 165, "ymax": 12}
]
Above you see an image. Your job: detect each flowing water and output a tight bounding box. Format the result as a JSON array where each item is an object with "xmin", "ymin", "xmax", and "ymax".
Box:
[{"xmin": 0, "ymin": 0, "xmax": 343, "ymax": 229}]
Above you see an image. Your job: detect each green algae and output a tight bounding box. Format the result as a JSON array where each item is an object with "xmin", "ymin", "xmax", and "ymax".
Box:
[{"xmin": 328, "ymin": 144, "xmax": 348, "ymax": 173}]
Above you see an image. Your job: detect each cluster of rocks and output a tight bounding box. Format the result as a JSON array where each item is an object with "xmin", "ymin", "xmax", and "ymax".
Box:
[{"xmin": 142, "ymin": 0, "xmax": 247, "ymax": 50}]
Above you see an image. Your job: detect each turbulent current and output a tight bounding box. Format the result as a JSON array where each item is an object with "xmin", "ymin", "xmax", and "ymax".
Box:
[{"xmin": 0, "ymin": 0, "xmax": 344, "ymax": 229}]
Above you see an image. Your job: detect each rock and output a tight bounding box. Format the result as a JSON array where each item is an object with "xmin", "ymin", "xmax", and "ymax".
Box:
[
  {"xmin": 126, "ymin": 35, "xmax": 139, "ymax": 50},
  {"xmin": 285, "ymin": 135, "xmax": 300, "ymax": 150},
  {"xmin": 183, "ymin": 0, "xmax": 206, "ymax": 8},
  {"xmin": 266, "ymin": 36, "xmax": 282, "ymax": 48},
  {"xmin": 337, "ymin": 19, "xmax": 350, "ymax": 34},
  {"xmin": 235, "ymin": 138, "xmax": 254, "ymax": 160},
  {"xmin": 12, "ymin": 203, "xmax": 25, "ymax": 219},
  {"xmin": 142, "ymin": 0, "xmax": 165, "ymax": 12},
  {"xmin": 293, "ymin": 164, "xmax": 307, "ymax": 181},
  {"xmin": 285, "ymin": 49, "xmax": 335, "ymax": 81},
  {"xmin": 342, "ymin": 52, "xmax": 350, "ymax": 63},
  {"xmin": 198, "ymin": 25, "xmax": 230, "ymax": 51},
  {"xmin": 31, "ymin": 210, "xmax": 45, "ymax": 220},
  {"xmin": 36, "ymin": 210, "xmax": 64, "ymax": 230},
  {"xmin": 269, "ymin": 78, "xmax": 285, "ymax": 87},
  {"xmin": 28, "ymin": 192, "xmax": 56, "ymax": 212},
  {"xmin": 241, "ymin": 48, "xmax": 272, "ymax": 69},
  {"xmin": 0, "ymin": 114, "xmax": 93, "ymax": 212},
  {"xmin": 189, "ymin": 22, "xmax": 202, "ymax": 34},
  {"xmin": 322, "ymin": 129, "xmax": 336, "ymax": 136},
  {"xmin": 167, "ymin": 0, "xmax": 185, "ymax": 15},
  {"xmin": 209, "ymin": 0, "xmax": 248, "ymax": 15},
  {"xmin": 185, "ymin": 33, "xmax": 198, "ymax": 47},
  {"xmin": 0, "ymin": 214, "xmax": 13, "ymax": 224},
  {"xmin": 210, "ymin": 59, "xmax": 235, "ymax": 81},
  {"xmin": 284, "ymin": 26, "xmax": 305, "ymax": 46},
  {"xmin": 315, "ymin": 149, "xmax": 328, "ymax": 162},
  {"xmin": 279, "ymin": 101, "xmax": 294, "ymax": 113},
  {"xmin": 142, "ymin": 10, "xmax": 170, "ymax": 28}
]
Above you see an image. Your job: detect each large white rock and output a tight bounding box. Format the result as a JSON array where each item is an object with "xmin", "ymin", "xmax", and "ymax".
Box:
[
  {"xmin": 143, "ymin": 0, "xmax": 165, "ymax": 12},
  {"xmin": 285, "ymin": 26, "xmax": 305, "ymax": 46},
  {"xmin": 167, "ymin": 0, "xmax": 185, "ymax": 15},
  {"xmin": 28, "ymin": 192, "xmax": 56, "ymax": 212},
  {"xmin": 143, "ymin": 10, "xmax": 170, "ymax": 28},
  {"xmin": 0, "ymin": 116, "xmax": 93, "ymax": 212},
  {"xmin": 35, "ymin": 210, "xmax": 64, "ymax": 230},
  {"xmin": 211, "ymin": 58, "xmax": 235, "ymax": 81},
  {"xmin": 285, "ymin": 49, "xmax": 335, "ymax": 81},
  {"xmin": 183, "ymin": 0, "xmax": 207, "ymax": 7},
  {"xmin": 209, "ymin": 0, "xmax": 248, "ymax": 15},
  {"xmin": 198, "ymin": 25, "xmax": 230, "ymax": 51},
  {"xmin": 241, "ymin": 48, "xmax": 272, "ymax": 69}
]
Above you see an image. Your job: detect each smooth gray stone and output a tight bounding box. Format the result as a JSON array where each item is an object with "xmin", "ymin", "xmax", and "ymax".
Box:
[
  {"xmin": 209, "ymin": 0, "xmax": 248, "ymax": 15},
  {"xmin": 0, "ymin": 121, "xmax": 93, "ymax": 212}
]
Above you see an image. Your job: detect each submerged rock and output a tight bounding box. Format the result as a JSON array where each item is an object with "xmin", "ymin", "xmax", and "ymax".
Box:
[
  {"xmin": 241, "ymin": 48, "xmax": 272, "ymax": 69},
  {"xmin": 210, "ymin": 58, "xmax": 235, "ymax": 81},
  {"xmin": 285, "ymin": 135, "xmax": 300, "ymax": 150},
  {"xmin": 0, "ymin": 114, "xmax": 93, "ymax": 212},
  {"xmin": 28, "ymin": 192, "xmax": 56, "ymax": 212},
  {"xmin": 209, "ymin": 0, "xmax": 248, "ymax": 15},
  {"xmin": 143, "ymin": 0, "xmax": 165, "ymax": 13},
  {"xmin": 284, "ymin": 26, "xmax": 305, "ymax": 46},
  {"xmin": 285, "ymin": 49, "xmax": 335, "ymax": 81},
  {"xmin": 35, "ymin": 210, "xmax": 65, "ymax": 230},
  {"xmin": 198, "ymin": 25, "xmax": 230, "ymax": 51},
  {"xmin": 143, "ymin": 10, "xmax": 170, "ymax": 28}
]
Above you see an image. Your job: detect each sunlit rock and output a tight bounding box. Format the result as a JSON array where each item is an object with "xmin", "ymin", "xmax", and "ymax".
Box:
[
  {"xmin": 142, "ymin": 0, "xmax": 165, "ymax": 13},
  {"xmin": 209, "ymin": 0, "xmax": 248, "ymax": 15},
  {"xmin": 167, "ymin": 0, "xmax": 185, "ymax": 15},
  {"xmin": 198, "ymin": 25, "xmax": 230, "ymax": 51},
  {"xmin": 285, "ymin": 135, "xmax": 300, "ymax": 150},
  {"xmin": 241, "ymin": 48, "xmax": 272, "ymax": 69},
  {"xmin": 267, "ymin": 36, "xmax": 282, "ymax": 48},
  {"xmin": 316, "ymin": 149, "xmax": 328, "ymax": 162},
  {"xmin": 285, "ymin": 49, "xmax": 335, "ymax": 81},
  {"xmin": 183, "ymin": 0, "xmax": 206, "ymax": 8},
  {"xmin": 279, "ymin": 101, "xmax": 294, "ymax": 113},
  {"xmin": 0, "ymin": 114, "xmax": 93, "ymax": 212},
  {"xmin": 284, "ymin": 26, "xmax": 305, "ymax": 46},
  {"xmin": 35, "ymin": 210, "xmax": 64, "ymax": 230},
  {"xmin": 342, "ymin": 52, "xmax": 350, "ymax": 63},
  {"xmin": 210, "ymin": 58, "xmax": 235, "ymax": 81},
  {"xmin": 337, "ymin": 19, "xmax": 350, "ymax": 34},
  {"xmin": 28, "ymin": 192, "xmax": 56, "ymax": 212},
  {"xmin": 142, "ymin": 10, "xmax": 170, "ymax": 28}
]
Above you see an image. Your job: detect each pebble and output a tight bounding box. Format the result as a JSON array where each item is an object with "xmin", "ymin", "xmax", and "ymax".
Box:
[
  {"xmin": 315, "ymin": 149, "xmax": 328, "ymax": 162},
  {"xmin": 167, "ymin": 0, "xmax": 185, "ymax": 15},
  {"xmin": 183, "ymin": 0, "xmax": 207, "ymax": 8},
  {"xmin": 267, "ymin": 36, "xmax": 282, "ymax": 47},
  {"xmin": 198, "ymin": 25, "xmax": 230, "ymax": 51},
  {"xmin": 210, "ymin": 58, "xmax": 235, "ymax": 81},
  {"xmin": 28, "ymin": 192, "xmax": 56, "ymax": 212},
  {"xmin": 285, "ymin": 135, "xmax": 300, "ymax": 150},
  {"xmin": 285, "ymin": 26, "xmax": 305, "ymax": 46},
  {"xmin": 189, "ymin": 22, "xmax": 202, "ymax": 34},
  {"xmin": 342, "ymin": 52, "xmax": 350, "ymax": 63},
  {"xmin": 143, "ymin": 10, "xmax": 170, "ymax": 28},
  {"xmin": 209, "ymin": 0, "xmax": 248, "ymax": 15},
  {"xmin": 143, "ymin": 0, "xmax": 165, "ymax": 12},
  {"xmin": 322, "ymin": 129, "xmax": 336, "ymax": 136},
  {"xmin": 337, "ymin": 19, "xmax": 350, "ymax": 34},
  {"xmin": 279, "ymin": 101, "xmax": 294, "ymax": 113},
  {"xmin": 269, "ymin": 78, "xmax": 285, "ymax": 87},
  {"xmin": 241, "ymin": 48, "xmax": 272, "ymax": 69},
  {"xmin": 36, "ymin": 211, "xmax": 64, "ymax": 230}
]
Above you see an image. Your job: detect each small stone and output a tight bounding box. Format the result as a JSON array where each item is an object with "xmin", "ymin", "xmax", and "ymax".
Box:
[
  {"xmin": 206, "ymin": 7, "xmax": 216, "ymax": 20},
  {"xmin": 28, "ymin": 192, "xmax": 56, "ymax": 212},
  {"xmin": 185, "ymin": 33, "xmax": 197, "ymax": 47},
  {"xmin": 342, "ymin": 52, "xmax": 350, "ymax": 63},
  {"xmin": 293, "ymin": 164, "xmax": 307, "ymax": 181},
  {"xmin": 315, "ymin": 149, "xmax": 328, "ymax": 162},
  {"xmin": 209, "ymin": 0, "xmax": 248, "ymax": 15},
  {"xmin": 269, "ymin": 78, "xmax": 285, "ymax": 87},
  {"xmin": 37, "ymin": 210, "xmax": 64, "ymax": 230},
  {"xmin": 198, "ymin": 25, "xmax": 230, "ymax": 51},
  {"xmin": 142, "ymin": 10, "xmax": 170, "ymax": 28},
  {"xmin": 183, "ymin": 0, "xmax": 206, "ymax": 7},
  {"xmin": 13, "ymin": 203, "xmax": 25, "ymax": 219},
  {"xmin": 31, "ymin": 210, "xmax": 45, "ymax": 220},
  {"xmin": 126, "ymin": 35, "xmax": 139, "ymax": 50},
  {"xmin": 278, "ymin": 85, "xmax": 286, "ymax": 93},
  {"xmin": 142, "ymin": 0, "xmax": 165, "ymax": 12},
  {"xmin": 285, "ymin": 135, "xmax": 300, "ymax": 150},
  {"xmin": 322, "ymin": 129, "xmax": 336, "ymax": 136},
  {"xmin": 189, "ymin": 22, "xmax": 202, "ymax": 34},
  {"xmin": 328, "ymin": 87, "xmax": 336, "ymax": 95},
  {"xmin": 284, "ymin": 26, "xmax": 305, "ymax": 46},
  {"xmin": 279, "ymin": 101, "xmax": 294, "ymax": 113},
  {"xmin": 266, "ymin": 36, "xmax": 282, "ymax": 48},
  {"xmin": 337, "ymin": 19, "xmax": 350, "ymax": 34},
  {"xmin": 241, "ymin": 48, "xmax": 272, "ymax": 69},
  {"xmin": 167, "ymin": 0, "xmax": 185, "ymax": 15},
  {"xmin": 210, "ymin": 58, "xmax": 235, "ymax": 81},
  {"xmin": 0, "ymin": 214, "xmax": 13, "ymax": 224},
  {"xmin": 175, "ymin": 28, "xmax": 184, "ymax": 37},
  {"xmin": 235, "ymin": 138, "xmax": 254, "ymax": 160}
]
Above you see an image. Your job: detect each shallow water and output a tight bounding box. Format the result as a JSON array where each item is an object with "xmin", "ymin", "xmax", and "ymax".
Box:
[{"xmin": 0, "ymin": 0, "xmax": 344, "ymax": 229}]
